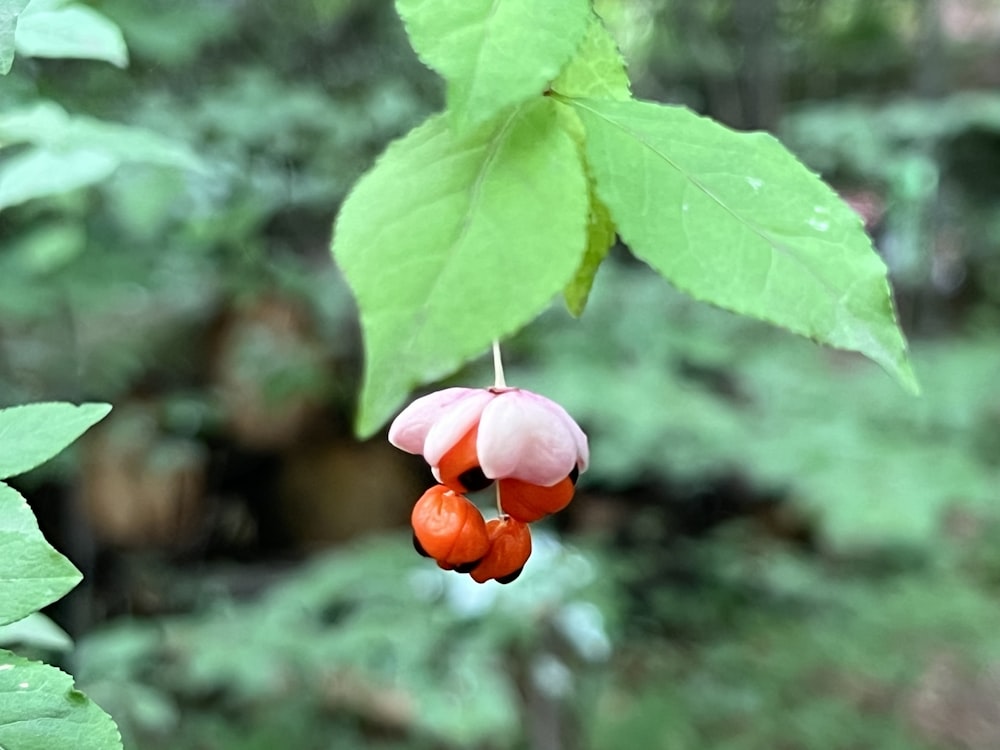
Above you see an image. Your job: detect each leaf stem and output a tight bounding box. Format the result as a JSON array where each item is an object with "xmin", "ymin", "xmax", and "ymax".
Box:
[{"xmin": 492, "ymin": 340, "xmax": 506, "ymax": 388}]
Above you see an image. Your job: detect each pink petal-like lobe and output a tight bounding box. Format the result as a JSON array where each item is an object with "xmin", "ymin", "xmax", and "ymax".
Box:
[
  {"xmin": 423, "ymin": 389, "xmax": 494, "ymax": 466},
  {"xmin": 558, "ymin": 405, "xmax": 589, "ymax": 472},
  {"xmin": 477, "ymin": 390, "xmax": 581, "ymax": 486},
  {"xmin": 388, "ymin": 387, "xmax": 478, "ymax": 455}
]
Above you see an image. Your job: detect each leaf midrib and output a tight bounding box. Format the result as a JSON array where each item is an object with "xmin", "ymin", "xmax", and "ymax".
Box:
[
  {"xmin": 460, "ymin": 0, "xmax": 503, "ymax": 115},
  {"xmin": 402, "ymin": 106, "xmax": 523, "ymax": 371}
]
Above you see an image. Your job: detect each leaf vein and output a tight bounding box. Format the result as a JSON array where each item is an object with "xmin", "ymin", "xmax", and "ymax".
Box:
[{"xmin": 572, "ymin": 99, "xmax": 843, "ymax": 299}]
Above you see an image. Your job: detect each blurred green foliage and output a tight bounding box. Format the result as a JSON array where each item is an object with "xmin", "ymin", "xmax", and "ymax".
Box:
[
  {"xmin": 517, "ymin": 262, "xmax": 1000, "ymax": 548},
  {"xmin": 1, "ymin": 0, "xmax": 433, "ymax": 409},
  {"xmin": 4, "ymin": 0, "xmax": 1000, "ymax": 748},
  {"xmin": 590, "ymin": 534, "xmax": 1000, "ymax": 750},
  {"xmin": 76, "ymin": 533, "xmax": 614, "ymax": 750}
]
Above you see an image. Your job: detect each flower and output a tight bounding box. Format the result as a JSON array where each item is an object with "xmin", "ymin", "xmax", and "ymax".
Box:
[
  {"xmin": 389, "ymin": 386, "xmax": 588, "ymax": 489},
  {"xmin": 392, "ymin": 383, "xmax": 588, "ymax": 577}
]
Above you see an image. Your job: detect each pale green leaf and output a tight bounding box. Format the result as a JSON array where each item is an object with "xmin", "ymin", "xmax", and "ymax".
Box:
[
  {"xmin": 0, "ymin": 483, "xmax": 81, "ymax": 626},
  {"xmin": 554, "ymin": 93, "xmax": 617, "ymax": 316},
  {"xmin": 2, "ymin": 223, "xmax": 85, "ymax": 275},
  {"xmin": 0, "ymin": 613, "xmax": 73, "ymax": 653},
  {"xmin": 0, "ymin": 402, "xmax": 111, "ymax": 479},
  {"xmin": 0, "ymin": 0, "xmax": 29, "ymax": 73},
  {"xmin": 0, "ymin": 102, "xmax": 203, "ymax": 169},
  {"xmin": 564, "ymin": 190, "xmax": 615, "ymax": 316},
  {"xmin": 0, "ymin": 148, "xmax": 118, "ymax": 210},
  {"xmin": 15, "ymin": 0, "xmax": 127, "ymax": 67},
  {"xmin": 333, "ymin": 99, "xmax": 588, "ymax": 436},
  {"xmin": 0, "ymin": 103, "xmax": 203, "ymax": 209},
  {"xmin": 0, "ymin": 650, "xmax": 122, "ymax": 750},
  {"xmin": 551, "ymin": 15, "xmax": 630, "ymax": 101},
  {"xmin": 569, "ymin": 97, "xmax": 917, "ymax": 391},
  {"xmin": 395, "ymin": 0, "xmax": 591, "ymax": 130}
]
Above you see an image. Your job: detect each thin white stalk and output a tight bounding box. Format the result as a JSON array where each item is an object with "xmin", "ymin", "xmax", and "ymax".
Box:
[{"xmin": 492, "ymin": 339, "xmax": 506, "ymax": 388}]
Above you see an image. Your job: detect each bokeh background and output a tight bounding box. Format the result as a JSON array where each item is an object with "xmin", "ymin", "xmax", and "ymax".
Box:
[{"xmin": 4, "ymin": 0, "xmax": 1000, "ymax": 748}]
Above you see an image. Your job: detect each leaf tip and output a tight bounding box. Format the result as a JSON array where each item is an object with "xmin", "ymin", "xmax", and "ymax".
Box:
[
  {"xmin": 563, "ymin": 294, "xmax": 586, "ymax": 318},
  {"xmin": 89, "ymin": 402, "xmax": 114, "ymax": 419},
  {"xmin": 895, "ymin": 359, "xmax": 921, "ymax": 396}
]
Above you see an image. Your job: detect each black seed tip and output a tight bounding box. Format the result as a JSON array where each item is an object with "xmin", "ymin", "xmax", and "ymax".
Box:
[
  {"xmin": 568, "ymin": 465, "xmax": 580, "ymax": 485},
  {"xmin": 454, "ymin": 557, "xmax": 485, "ymax": 574},
  {"xmin": 412, "ymin": 533, "xmax": 430, "ymax": 558},
  {"xmin": 457, "ymin": 466, "xmax": 492, "ymax": 492},
  {"xmin": 496, "ymin": 567, "xmax": 524, "ymax": 585}
]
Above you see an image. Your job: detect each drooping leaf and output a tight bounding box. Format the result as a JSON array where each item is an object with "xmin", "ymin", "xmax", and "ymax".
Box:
[
  {"xmin": 14, "ymin": 0, "xmax": 127, "ymax": 67},
  {"xmin": 0, "ymin": 613, "xmax": 73, "ymax": 653},
  {"xmin": 0, "ymin": 649, "xmax": 122, "ymax": 750},
  {"xmin": 0, "ymin": 483, "xmax": 81, "ymax": 627},
  {"xmin": 564, "ymin": 189, "xmax": 616, "ymax": 316},
  {"xmin": 0, "ymin": 0, "xmax": 29, "ymax": 73},
  {"xmin": 395, "ymin": 0, "xmax": 591, "ymax": 131},
  {"xmin": 0, "ymin": 103, "xmax": 203, "ymax": 210},
  {"xmin": 0, "ymin": 102, "xmax": 203, "ymax": 169},
  {"xmin": 568, "ymin": 97, "xmax": 917, "ymax": 391},
  {"xmin": 0, "ymin": 148, "xmax": 118, "ymax": 210},
  {"xmin": 551, "ymin": 15, "xmax": 630, "ymax": 101},
  {"xmin": 0, "ymin": 223, "xmax": 85, "ymax": 276},
  {"xmin": 333, "ymin": 100, "xmax": 588, "ymax": 436},
  {"xmin": 0, "ymin": 402, "xmax": 111, "ymax": 480},
  {"xmin": 547, "ymin": 31, "xmax": 626, "ymax": 320}
]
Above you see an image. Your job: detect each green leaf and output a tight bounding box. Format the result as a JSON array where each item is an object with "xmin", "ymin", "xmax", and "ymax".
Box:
[
  {"xmin": 568, "ymin": 97, "xmax": 917, "ymax": 391},
  {"xmin": 333, "ymin": 100, "xmax": 588, "ymax": 436},
  {"xmin": 552, "ymin": 82, "xmax": 619, "ymax": 317},
  {"xmin": 14, "ymin": 0, "xmax": 127, "ymax": 67},
  {"xmin": 395, "ymin": 0, "xmax": 591, "ymax": 130},
  {"xmin": 0, "ymin": 103, "xmax": 203, "ymax": 210},
  {"xmin": 0, "ymin": 148, "xmax": 118, "ymax": 210},
  {"xmin": 0, "ymin": 102, "xmax": 203, "ymax": 168},
  {"xmin": 0, "ymin": 613, "xmax": 73, "ymax": 653},
  {"xmin": 564, "ymin": 189, "xmax": 615, "ymax": 316},
  {"xmin": 551, "ymin": 15, "xmax": 630, "ymax": 101},
  {"xmin": 0, "ymin": 650, "xmax": 122, "ymax": 750},
  {"xmin": 0, "ymin": 0, "xmax": 29, "ymax": 74},
  {"xmin": 0, "ymin": 402, "xmax": 111, "ymax": 479},
  {"xmin": 1, "ymin": 223, "xmax": 85, "ymax": 276},
  {"xmin": 0, "ymin": 483, "xmax": 81, "ymax": 627}
]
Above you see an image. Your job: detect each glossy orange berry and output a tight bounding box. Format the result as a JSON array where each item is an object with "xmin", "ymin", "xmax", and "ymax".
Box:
[
  {"xmin": 498, "ymin": 465, "xmax": 579, "ymax": 523},
  {"xmin": 411, "ymin": 485, "xmax": 490, "ymax": 569},
  {"xmin": 470, "ymin": 517, "xmax": 532, "ymax": 584},
  {"xmin": 436, "ymin": 424, "xmax": 492, "ymax": 494}
]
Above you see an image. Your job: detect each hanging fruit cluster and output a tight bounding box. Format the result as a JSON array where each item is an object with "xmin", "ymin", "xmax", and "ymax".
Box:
[{"xmin": 389, "ymin": 384, "xmax": 588, "ymax": 584}]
